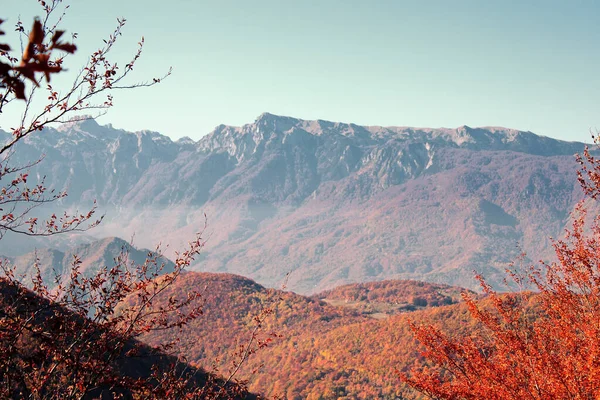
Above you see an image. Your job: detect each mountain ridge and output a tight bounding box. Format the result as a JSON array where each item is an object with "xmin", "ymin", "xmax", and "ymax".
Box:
[
  {"xmin": 0, "ymin": 114, "xmax": 588, "ymax": 293},
  {"xmin": 196, "ymin": 113, "xmax": 584, "ymax": 158},
  {"xmin": 3, "ymin": 112, "xmax": 585, "ymax": 156}
]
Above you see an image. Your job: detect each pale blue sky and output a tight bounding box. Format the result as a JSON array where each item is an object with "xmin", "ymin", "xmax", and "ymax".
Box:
[{"xmin": 3, "ymin": 0, "xmax": 599, "ymax": 142}]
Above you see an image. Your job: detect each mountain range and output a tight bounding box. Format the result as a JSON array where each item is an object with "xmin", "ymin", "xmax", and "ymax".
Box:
[{"xmin": 0, "ymin": 113, "xmax": 588, "ymax": 293}]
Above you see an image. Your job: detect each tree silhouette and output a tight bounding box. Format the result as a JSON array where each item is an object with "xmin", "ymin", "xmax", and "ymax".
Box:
[{"xmin": 0, "ymin": 2, "xmax": 257, "ymax": 398}]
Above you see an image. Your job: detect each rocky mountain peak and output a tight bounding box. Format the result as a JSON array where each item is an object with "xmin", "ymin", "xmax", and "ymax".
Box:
[
  {"xmin": 254, "ymin": 112, "xmax": 299, "ymax": 132},
  {"xmin": 176, "ymin": 136, "xmax": 196, "ymax": 146},
  {"xmin": 55, "ymin": 117, "xmax": 122, "ymax": 141}
]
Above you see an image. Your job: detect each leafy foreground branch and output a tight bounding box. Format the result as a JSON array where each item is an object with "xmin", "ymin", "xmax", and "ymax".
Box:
[
  {"xmin": 0, "ymin": 1, "xmax": 168, "ymax": 239},
  {"xmin": 0, "ymin": 232, "xmax": 258, "ymax": 399},
  {"xmin": 0, "ymin": 3, "xmax": 273, "ymax": 398}
]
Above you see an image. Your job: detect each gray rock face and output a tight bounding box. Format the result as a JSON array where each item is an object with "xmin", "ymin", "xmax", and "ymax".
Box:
[{"xmin": 0, "ymin": 114, "xmax": 588, "ymax": 293}]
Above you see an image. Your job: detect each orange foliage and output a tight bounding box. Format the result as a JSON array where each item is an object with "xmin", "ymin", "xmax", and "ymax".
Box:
[
  {"xmin": 136, "ymin": 273, "xmax": 365, "ymax": 388},
  {"xmin": 139, "ymin": 274, "xmax": 485, "ymax": 399},
  {"xmin": 245, "ymin": 295, "xmax": 491, "ymax": 399},
  {"xmin": 402, "ymin": 144, "xmax": 600, "ymax": 399}
]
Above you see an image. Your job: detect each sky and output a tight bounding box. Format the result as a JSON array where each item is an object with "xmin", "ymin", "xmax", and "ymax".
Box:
[{"xmin": 2, "ymin": 0, "xmax": 600, "ymax": 142}]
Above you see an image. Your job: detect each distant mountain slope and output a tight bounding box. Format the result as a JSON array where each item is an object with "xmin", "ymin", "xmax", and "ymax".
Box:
[
  {"xmin": 2, "ymin": 237, "xmax": 174, "ymax": 288},
  {"xmin": 0, "ymin": 114, "xmax": 587, "ymax": 292}
]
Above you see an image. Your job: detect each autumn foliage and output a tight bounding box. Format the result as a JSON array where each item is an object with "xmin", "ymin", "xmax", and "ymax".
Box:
[
  {"xmin": 402, "ymin": 144, "xmax": 600, "ymax": 399},
  {"xmin": 135, "ymin": 275, "xmax": 472, "ymax": 399},
  {"xmin": 0, "ymin": 2, "xmax": 258, "ymax": 399}
]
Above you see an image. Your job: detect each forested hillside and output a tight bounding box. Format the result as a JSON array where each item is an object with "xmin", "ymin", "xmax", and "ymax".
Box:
[{"xmin": 135, "ymin": 272, "xmax": 490, "ymax": 399}]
